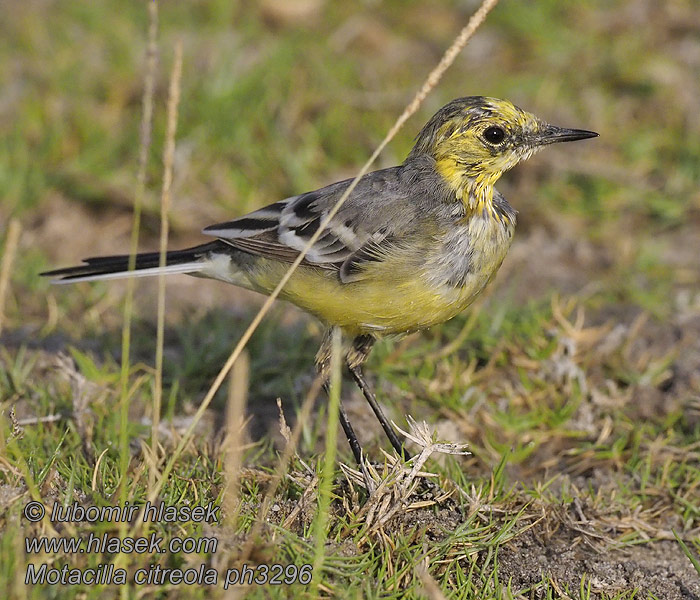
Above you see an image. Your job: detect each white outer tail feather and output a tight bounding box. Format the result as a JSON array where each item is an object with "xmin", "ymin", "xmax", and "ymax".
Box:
[{"xmin": 51, "ymin": 262, "xmax": 206, "ymax": 285}]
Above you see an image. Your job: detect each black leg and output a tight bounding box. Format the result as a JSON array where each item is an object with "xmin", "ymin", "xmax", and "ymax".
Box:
[
  {"xmin": 317, "ymin": 332, "xmax": 365, "ymax": 466},
  {"xmin": 321, "ymin": 381, "xmax": 362, "ymax": 464},
  {"xmin": 338, "ymin": 396, "xmax": 364, "ymax": 465},
  {"xmin": 315, "ymin": 330, "xmax": 411, "ymax": 464},
  {"xmin": 348, "ymin": 364, "xmax": 411, "ymax": 461},
  {"xmin": 316, "ymin": 328, "xmax": 364, "ymax": 464},
  {"xmin": 347, "ymin": 335, "xmax": 411, "ymax": 461}
]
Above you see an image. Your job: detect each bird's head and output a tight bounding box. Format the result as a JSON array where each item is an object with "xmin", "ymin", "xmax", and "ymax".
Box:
[{"xmin": 409, "ymin": 96, "xmax": 597, "ymax": 208}]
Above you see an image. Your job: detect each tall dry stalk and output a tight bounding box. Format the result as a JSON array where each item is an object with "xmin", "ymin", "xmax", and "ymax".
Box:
[
  {"xmin": 152, "ymin": 38, "xmax": 183, "ymax": 484},
  {"xmin": 118, "ymin": 0, "xmax": 158, "ymax": 504},
  {"xmin": 0, "ymin": 218, "xmax": 21, "ymax": 337}
]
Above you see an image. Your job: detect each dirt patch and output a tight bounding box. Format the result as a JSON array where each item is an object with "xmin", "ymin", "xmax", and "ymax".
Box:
[{"xmin": 498, "ymin": 530, "xmax": 700, "ymax": 599}]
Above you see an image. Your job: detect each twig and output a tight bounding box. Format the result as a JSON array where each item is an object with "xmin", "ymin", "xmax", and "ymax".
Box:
[{"xmin": 16, "ymin": 414, "xmax": 63, "ymax": 426}]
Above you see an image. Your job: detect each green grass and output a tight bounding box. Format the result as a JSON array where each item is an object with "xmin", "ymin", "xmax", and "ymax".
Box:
[{"xmin": 2, "ymin": 0, "xmax": 700, "ymax": 598}]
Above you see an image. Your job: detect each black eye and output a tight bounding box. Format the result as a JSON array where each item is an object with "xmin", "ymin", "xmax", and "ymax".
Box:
[{"xmin": 483, "ymin": 126, "xmax": 506, "ymax": 144}]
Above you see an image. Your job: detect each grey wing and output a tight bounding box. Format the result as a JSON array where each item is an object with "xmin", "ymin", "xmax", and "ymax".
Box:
[{"xmin": 202, "ymin": 167, "xmax": 419, "ymax": 278}]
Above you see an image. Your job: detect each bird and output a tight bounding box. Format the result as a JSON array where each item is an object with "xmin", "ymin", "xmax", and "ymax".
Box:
[{"xmin": 42, "ymin": 96, "xmax": 598, "ymax": 464}]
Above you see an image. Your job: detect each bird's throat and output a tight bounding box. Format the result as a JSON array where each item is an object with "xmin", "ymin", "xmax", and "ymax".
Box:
[{"xmin": 435, "ymin": 156, "xmax": 501, "ymax": 212}]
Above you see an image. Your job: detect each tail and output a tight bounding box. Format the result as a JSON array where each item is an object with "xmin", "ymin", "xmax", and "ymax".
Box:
[{"xmin": 41, "ymin": 241, "xmax": 223, "ymax": 284}]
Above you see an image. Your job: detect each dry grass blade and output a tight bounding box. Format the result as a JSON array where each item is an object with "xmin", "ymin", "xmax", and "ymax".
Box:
[
  {"xmin": 152, "ymin": 37, "xmax": 183, "ymax": 477},
  {"xmin": 416, "ymin": 564, "xmax": 448, "ymax": 600},
  {"xmin": 91, "ymin": 448, "xmax": 110, "ymax": 492},
  {"xmin": 119, "ymin": 0, "xmax": 158, "ymax": 504},
  {"xmin": 0, "ymin": 218, "xmax": 21, "ymax": 336},
  {"xmin": 222, "ymin": 350, "xmax": 249, "ymax": 524}
]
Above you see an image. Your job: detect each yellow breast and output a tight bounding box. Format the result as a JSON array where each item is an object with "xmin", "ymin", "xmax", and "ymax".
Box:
[{"xmin": 246, "ymin": 210, "xmax": 514, "ymax": 336}]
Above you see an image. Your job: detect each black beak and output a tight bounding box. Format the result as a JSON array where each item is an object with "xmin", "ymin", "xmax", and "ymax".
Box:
[{"xmin": 537, "ymin": 125, "xmax": 599, "ymax": 146}]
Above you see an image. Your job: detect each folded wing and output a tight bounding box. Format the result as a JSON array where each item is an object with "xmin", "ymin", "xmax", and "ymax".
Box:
[{"xmin": 202, "ymin": 168, "xmax": 413, "ymax": 281}]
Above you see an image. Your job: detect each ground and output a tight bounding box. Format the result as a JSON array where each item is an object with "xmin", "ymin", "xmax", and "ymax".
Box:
[{"xmin": 1, "ymin": 1, "xmax": 699, "ymax": 598}]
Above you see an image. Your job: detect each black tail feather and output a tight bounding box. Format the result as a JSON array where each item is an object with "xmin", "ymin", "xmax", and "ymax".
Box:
[{"xmin": 41, "ymin": 241, "xmax": 221, "ymax": 281}]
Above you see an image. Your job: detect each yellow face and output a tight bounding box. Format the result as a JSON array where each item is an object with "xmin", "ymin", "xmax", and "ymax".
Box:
[{"xmin": 409, "ymin": 96, "xmax": 597, "ymax": 205}]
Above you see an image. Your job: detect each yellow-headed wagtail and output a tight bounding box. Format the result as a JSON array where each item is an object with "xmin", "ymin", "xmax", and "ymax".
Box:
[{"xmin": 43, "ymin": 96, "xmax": 598, "ymax": 463}]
